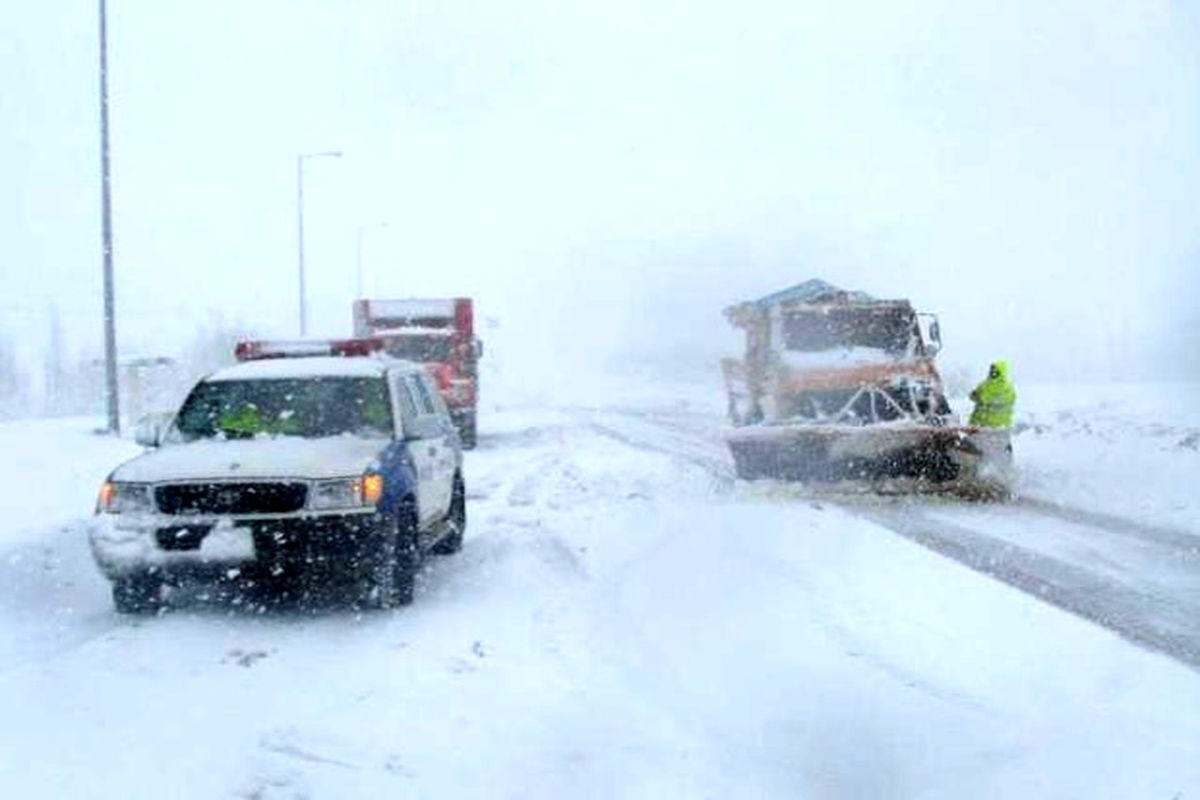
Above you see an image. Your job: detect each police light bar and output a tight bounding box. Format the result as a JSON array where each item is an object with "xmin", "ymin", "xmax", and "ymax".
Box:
[{"xmin": 234, "ymin": 337, "xmax": 384, "ymax": 362}]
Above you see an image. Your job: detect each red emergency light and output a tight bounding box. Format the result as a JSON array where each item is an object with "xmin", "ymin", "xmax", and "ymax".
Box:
[{"xmin": 234, "ymin": 337, "xmax": 385, "ymax": 362}]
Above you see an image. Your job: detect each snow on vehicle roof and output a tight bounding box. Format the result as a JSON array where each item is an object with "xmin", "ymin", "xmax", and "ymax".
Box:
[{"xmin": 207, "ymin": 356, "xmax": 403, "ymax": 382}]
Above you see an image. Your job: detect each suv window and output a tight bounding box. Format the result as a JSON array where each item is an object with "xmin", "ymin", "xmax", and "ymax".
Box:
[
  {"xmin": 418, "ymin": 373, "xmax": 451, "ymax": 416},
  {"xmin": 391, "ymin": 371, "xmax": 420, "ymax": 427},
  {"xmin": 408, "ymin": 374, "xmax": 437, "ymax": 416}
]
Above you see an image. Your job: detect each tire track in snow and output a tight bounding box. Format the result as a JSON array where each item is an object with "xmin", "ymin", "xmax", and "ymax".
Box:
[
  {"xmin": 1013, "ymin": 496, "xmax": 1200, "ymax": 554},
  {"xmin": 582, "ymin": 418, "xmax": 735, "ymax": 490}
]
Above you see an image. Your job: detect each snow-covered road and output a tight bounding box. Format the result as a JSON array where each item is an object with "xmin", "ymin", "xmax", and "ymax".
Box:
[
  {"xmin": 586, "ymin": 395, "xmax": 1200, "ymax": 672},
  {"xmin": 2, "ymin": 399, "xmax": 1199, "ymax": 798},
  {"xmin": 856, "ymin": 497, "xmax": 1200, "ymax": 670}
]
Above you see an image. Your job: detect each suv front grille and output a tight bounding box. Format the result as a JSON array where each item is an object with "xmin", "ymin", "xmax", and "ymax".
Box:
[{"xmin": 155, "ymin": 482, "xmax": 308, "ymax": 515}]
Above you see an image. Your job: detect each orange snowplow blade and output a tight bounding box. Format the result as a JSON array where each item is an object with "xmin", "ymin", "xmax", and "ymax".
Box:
[{"xmin": 725, "ymin": 423, "xmax": 1013, "ymax": 497}]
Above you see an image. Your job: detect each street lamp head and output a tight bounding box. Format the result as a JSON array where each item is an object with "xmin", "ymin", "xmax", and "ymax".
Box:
[{"xmin": 300, "ymin": 150, "xmax": 344, "ymax": 160}]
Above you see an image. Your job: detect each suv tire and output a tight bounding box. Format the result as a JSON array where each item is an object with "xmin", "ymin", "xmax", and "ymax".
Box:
[{"xmin": 362, "ymin": 503, "xmax": 419, "ymax": 609}]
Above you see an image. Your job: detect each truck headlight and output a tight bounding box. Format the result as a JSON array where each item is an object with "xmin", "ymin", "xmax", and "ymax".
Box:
[
  {"xmin": 97, "ymin": 481, "xmax": 155, "ymax": 514},
  {"xmin": 309, "ymin": 474, "xmax": 384, "ymax": 510}
]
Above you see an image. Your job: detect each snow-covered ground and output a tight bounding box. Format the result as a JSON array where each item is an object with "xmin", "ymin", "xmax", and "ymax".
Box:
[
  {"xmin": 1, "ymin": 379, "xmax": 1199, "ymax": 798},
  {"xmin": 1013, "ymin": 382, "xmax": 1200, "ymax": 530}
]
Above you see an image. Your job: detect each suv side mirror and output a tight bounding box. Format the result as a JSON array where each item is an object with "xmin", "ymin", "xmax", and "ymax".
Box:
[
  {"xmin": 134, "ymin": 412, "xmax": 173, "ymax": 448},
  {"xmin": 472, "ymin": 338, "xmax": 483, "ymax": 360}
]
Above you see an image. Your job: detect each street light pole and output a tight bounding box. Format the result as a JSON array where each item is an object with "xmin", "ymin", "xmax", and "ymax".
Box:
[
  {"xmin": 355, "ymin": 221, "xmax": 388, "ymax": 299},
  {"xmin": 296, "ymin": 150, "xmax": 342, "ymax": 337},
  {"xmin": 98, "ymin": 0, "xmax": 119, "ymax": 434}
]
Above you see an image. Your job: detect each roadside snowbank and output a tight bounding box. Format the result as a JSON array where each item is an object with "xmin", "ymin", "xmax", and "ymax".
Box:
[
  {"xmin": 0, "ymin": 416, "xmax": 141, "ymax": 546},
  {"xmin": 1008, "ymin": 382, "xmax": 1200, "ymax": 532}
]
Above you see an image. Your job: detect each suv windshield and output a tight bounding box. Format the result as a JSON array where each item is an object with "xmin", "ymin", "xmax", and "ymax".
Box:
[{"xmin": 173, "ymin": 377, "xmax": 392, "ymax": 441}]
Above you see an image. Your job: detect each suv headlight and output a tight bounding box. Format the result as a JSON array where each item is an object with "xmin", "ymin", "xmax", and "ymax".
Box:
[
  {"xmin": 97, "ymin": 481, "xmax": 155, "ymax": 515},
  {"xmin": 308, "ymin": 474, "xmax": 384, "ymax": 510}
]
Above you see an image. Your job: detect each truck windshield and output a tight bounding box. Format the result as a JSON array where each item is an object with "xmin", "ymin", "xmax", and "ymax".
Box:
[
  {"xmin": 173, "ymin": 377, "xmax": 392, "ymax": 441},
  {"xmin": 381, "ymin": 335, "xmax": 453, "ymax": 363},
  {"xmin": 782, "ymin": 307, "xmax": 914, "ymax": 355}
]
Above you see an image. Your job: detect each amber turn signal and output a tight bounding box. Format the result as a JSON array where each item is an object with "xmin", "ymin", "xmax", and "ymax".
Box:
[
  {"xmin": 97, "ymin": 481, "xmax": 116, "ymax": 511},
  {"xmin": 361, "ymin": 473, "xmax": 384, "ymax": 505}
]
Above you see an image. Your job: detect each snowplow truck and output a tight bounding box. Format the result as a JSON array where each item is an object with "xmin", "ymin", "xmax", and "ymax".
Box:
[
  {"xmin": 721, "ymin": 280, "xmax": 1012, "ymax": 494},
  {"xmin": 353, "ymin": 298, "xmax": 483, "ymax": 448}
]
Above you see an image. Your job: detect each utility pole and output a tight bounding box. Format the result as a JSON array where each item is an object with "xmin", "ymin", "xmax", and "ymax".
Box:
[{"xmin": 99, "ymin": 0, "xmax": 120, "ymax": 434}]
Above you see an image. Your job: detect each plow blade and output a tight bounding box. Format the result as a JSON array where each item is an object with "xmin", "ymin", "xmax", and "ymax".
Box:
[{"xmin": 726, "ymin": 424, "xmax": 1013, "ymax": 497}]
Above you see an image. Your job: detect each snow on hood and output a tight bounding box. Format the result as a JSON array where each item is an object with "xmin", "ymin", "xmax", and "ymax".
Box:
[{"xmin": 110, "ymin": 436, "xmax": 388, "ymax": 483}]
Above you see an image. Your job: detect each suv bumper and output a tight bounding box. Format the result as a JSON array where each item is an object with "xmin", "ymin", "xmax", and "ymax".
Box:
[{"xmin": 89, "ymin": 510, "xmax": 382, "ymax": 581}]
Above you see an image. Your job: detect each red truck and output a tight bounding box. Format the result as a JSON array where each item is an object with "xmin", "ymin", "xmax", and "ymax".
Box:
[{"xmin": 353, "ymin": 298, "xmax": 483, "ymax": 448}]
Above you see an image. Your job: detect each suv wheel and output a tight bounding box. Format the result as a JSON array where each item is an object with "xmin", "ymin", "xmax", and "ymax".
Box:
[
  {"xmin": 362, "ymin": 503, "xmax": 419, "ymax": 609},
  {"xmin": 112, "ymin": 574, "xmax": 164, "ymax": 614},
  {"xmin": 431, "ymin": 476, "xmax": 466, "ymax": 555}
]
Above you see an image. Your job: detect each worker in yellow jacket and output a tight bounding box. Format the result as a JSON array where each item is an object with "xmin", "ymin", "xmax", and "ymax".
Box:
[{"xmin": 969, "ymin": 360, "xmax": 1016, "ymax": 428}]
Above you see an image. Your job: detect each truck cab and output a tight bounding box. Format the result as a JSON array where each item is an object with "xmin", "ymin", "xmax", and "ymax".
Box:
[
  {"xmin": 723, "ymin": 281, "xmax": 953, "ymax": 427},
  {"xmin": 353, "ymin": 298, "xmax": 483, "ymax": 447},
  {"xmin": 89, "ymin": 338, "xmax": 466, "ymax": 613}
]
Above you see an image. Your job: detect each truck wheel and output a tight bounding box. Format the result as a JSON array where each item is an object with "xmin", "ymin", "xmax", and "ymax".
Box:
[
  {"xmin": 112, "ymin": 574, "xmax": 164, "ymax": 614},
  {"xmin": 362, "ymin": 503, "xmax": 419, "ymax": 609},
  {"xmin": 452, "ymin": 410, "xmax": 477, "ymax": 449},
  {"xmin": 432, "ymin": 476, "xmax": 466, "ymax": 555},
  {"xmin": 459, "ymin": 414, "xmax": 477, "ymax": 449},
  {"xmin": 731, "ymin": 445, "xmax": 764, "ymax": 481}
]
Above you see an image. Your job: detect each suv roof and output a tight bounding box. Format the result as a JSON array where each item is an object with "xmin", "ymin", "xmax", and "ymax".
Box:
[{"xmin": 207, "ymin": 355, "xmax": 421, "ymax": 382}]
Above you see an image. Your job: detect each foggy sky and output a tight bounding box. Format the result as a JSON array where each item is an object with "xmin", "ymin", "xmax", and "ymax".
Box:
[{"xmin": 3, "ymin": 0, "xmax": 1198, "ymax": 386}]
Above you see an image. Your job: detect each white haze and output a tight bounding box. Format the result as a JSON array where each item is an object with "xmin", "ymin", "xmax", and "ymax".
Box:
[{"xmin": 2, "ymin": 0, "xmax": 1199, "ymax": 406}]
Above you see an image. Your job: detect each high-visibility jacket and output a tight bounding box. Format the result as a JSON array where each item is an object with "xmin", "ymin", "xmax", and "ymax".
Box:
[{"xmin": 969, "ymin": 360, "xmax": 1016, "ymax": 428}]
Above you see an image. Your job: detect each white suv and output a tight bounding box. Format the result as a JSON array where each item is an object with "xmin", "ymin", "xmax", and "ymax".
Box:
[{"xmin": 90, "ymin": 341, "xmax": 466, "ymax": 613}]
